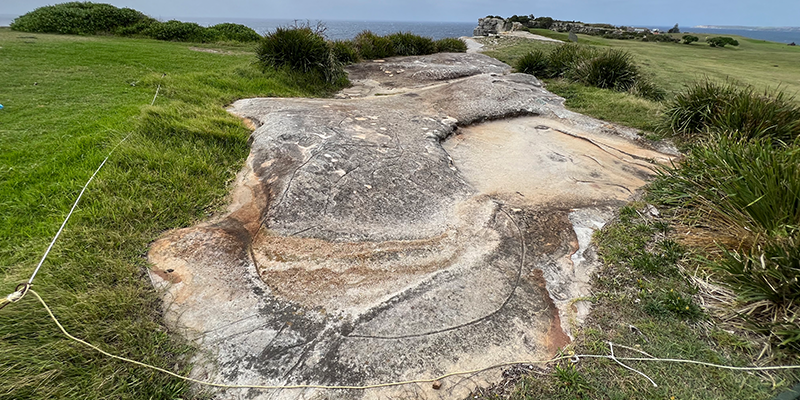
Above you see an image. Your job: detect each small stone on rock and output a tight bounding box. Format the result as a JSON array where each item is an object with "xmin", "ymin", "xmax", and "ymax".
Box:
[{"xmin": 432, "ymin": 380, "xmax": 442, "ymax": 390}]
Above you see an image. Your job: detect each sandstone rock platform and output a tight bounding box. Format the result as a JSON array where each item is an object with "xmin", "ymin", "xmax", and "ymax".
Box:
[{"xmin": 148, "ymin": 52, "xmax": 677, "ymax": 400}]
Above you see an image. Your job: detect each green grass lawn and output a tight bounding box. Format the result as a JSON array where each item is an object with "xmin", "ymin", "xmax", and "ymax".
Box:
[{"xmin": 0, "ymin": 28, "xmax": 342, "ymax": 399}]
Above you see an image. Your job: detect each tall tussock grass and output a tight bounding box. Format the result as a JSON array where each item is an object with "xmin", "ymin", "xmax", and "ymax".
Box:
[
  {"xmin": 651, "ymin": 134, "xmax": 800, "ymax": 349},
  {"xmin": 662, "ymin": 80, "xmax": 800, "ymax": 144},
  {"xmin": 651, "ymin": 136, "xmax": 800, "ymax": 240},
  {"xmin": 515, "ymin": 44, "xmax": 664, "ymax": 100},
  {"xmin": 256, "ymin": 25, "xmax": 347, "ymax": 85}
]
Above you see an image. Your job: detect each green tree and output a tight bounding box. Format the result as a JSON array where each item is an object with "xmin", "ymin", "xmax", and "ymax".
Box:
[
  {"xmin": 668, "ymin": 23, "xmax": 680, "ymax": 34},
  {"xmin": 682, "ymin": 34, "xmax": 699, "ymax": 44}
]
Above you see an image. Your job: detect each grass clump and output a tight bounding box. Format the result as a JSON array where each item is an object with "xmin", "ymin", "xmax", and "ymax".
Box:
[
  {"xmin": 514, "ymin": 43, "xmax": 664, "ymax": 100},
  {"xmin": 434, "ymin": 37, "xmax": 467, "ymax": 53},
  {"xmin": 546, "ymin": 43, "xmax": 593, "ymax": 78},
  {"xmin": 715, "ymin": 239, "xmax": 800, "ymax": 349},
  {"xmin": 10, "ymin": 1, "xmax": 153, "ymax": 35},
  {"xmin": 650, "ymin": 135, "xmax": 800, "ymax": 349},
  {"xmin": 386, "ymin": 31, "xmax": 436, "ymax": 56},
  {"xmin": 651, "ymin": 136, "xmax": 800, "ymax": 239},
  {"xmin": 515, "ymin": 49, "xmax": 549, "ymax": 76},
  {"xmin": 256, "ymin": 25, "xmax": 347, "ymax": 84},
  {"xmin": 353, "ymin": 30, "xmax": 395, "ymax": 59},
  {"xmin": 568, "ymin": 48, "xmax": 639, "ymax": 90},
  {"xmin": 331, "ymin": 39, "xmax": 360, "ymax": 64},
  {"xmin": 662, "ymin": 80, "xmax": 800, "ymax": 143}
]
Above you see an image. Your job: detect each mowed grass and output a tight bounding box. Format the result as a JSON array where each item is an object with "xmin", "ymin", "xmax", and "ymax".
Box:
[
  {"xmin": 0, "ymin": 28, "xmax": 342, "ymax": 399},
  {"xmin": 481, "ymin": 30, "xmax": 800, "ymax": 134}
]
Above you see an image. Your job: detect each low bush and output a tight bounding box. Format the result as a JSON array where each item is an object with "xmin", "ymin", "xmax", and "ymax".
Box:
[
  {"xmin": 10, "ymin": 2, "xmax": 151, "ymax": 35},
  {"xmin": 708, "ymin": 36, "xmax": 739, "ymax": 47},
  {"xmin": 256, "ymin": 25, "xmax": 346, "ymax": 84},
  {"xmin": 11, "ymin": 2, "xmax": 260, "ymax": 44},
  {"xmin": 515, "ymin": 50, "xmax": 549, "ymax": 76},
  {"xmin": 208, "ymin": 23, "xmax": 260, "ymax": 42},
  {"xmin": 641, "ymin": 34, "xmax": 679, "ymax": 43},
  {"xmin": 142, "ymin": 20, "xmax": 216, "ymax": 42},
  {"xmin": 434, "ymin": 37, "xmax": 467, "ymax": 53},
  {"xmin": 331, "ymin": 40, "xmax": 360, "ymax": 64},
  {"xmin": 353, "ymin": 30, "xmax": 395, "ymax": 60},
  {"xmin": 386, "ymin": 32, "xmax": 436, "ymax": 56},
  {"xmin": 682, "ymin": 35, "xmax": 699, "ymax": 44},
  {"xmin": 661, "ymin": 80, "xmax": 800, "ymax": 143}
]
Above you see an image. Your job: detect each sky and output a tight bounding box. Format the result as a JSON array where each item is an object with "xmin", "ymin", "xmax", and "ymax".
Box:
[{"xmin": 2, "ymin": 0, "xmax": 798, "ymax": 27}]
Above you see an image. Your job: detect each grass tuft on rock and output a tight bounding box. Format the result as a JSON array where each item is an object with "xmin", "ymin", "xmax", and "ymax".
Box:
[
  {"xmin": 386, "ymin": 31, "xmax": 436, "ymax": 56},
  {"xmin": 434, "ymin": 37, "xmax": 467, "ymax": 53},
  {"xmin": 255, "ymin": 24, "xmax": 347, "ymax": 85}
]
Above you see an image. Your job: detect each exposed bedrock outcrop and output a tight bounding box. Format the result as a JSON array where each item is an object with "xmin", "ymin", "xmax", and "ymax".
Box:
[{"xmin": 148, "ymin": 53, "xmax": 677, "ymax": 400}]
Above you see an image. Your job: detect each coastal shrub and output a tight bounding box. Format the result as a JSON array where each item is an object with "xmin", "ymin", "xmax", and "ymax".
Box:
[
  {"xmin": 142, "ymin": 20, "xmax": 216, "ymax": 42},
  {"xmin": 256, "ymin": 25, "xmax": 345, "ymax": 84},
  {"xmin": 642, "ymin": 34, "xmax": 679, "ymax": 43},
  {"xmin": 10, "ymin": 2, "xmax": 151, "ymax": 35},
  {"xmin": 331, "ymin": 40, "xmax": 360, "ymax": 64},
  {"xmin": 434, "ymin": 37, "xmax": 467, "ymax": 53},
  {"xmin": 113, "ymin": 18, "xmax": 157, "ymax": 36},
  {"xmin": 353, "ymin": 30, "xmax": 395, "ymax": 60},
  {"xmin": 207, "ymin": 23, "xmax": 260, "ymax": 42},
  {"xmin": 568, "ymin": 48, "xmax": 639, "ymax": 91},
  {"xmin": 682, "ymin": 35, "xmax": 699, "ymax": 44},
  {"xmin": 387, "ymin": 32, "xmax": 436, "ymax": 56},
  {"xmin": 516, "ymin": 50, "xmax": 549, "ymax": 76},
  {"xmin": 708, "ymin": 36, "xmax": 739, "ymax": 47},
  {"xmin": 662, "ymin": 80, "xmax": 800, "ymax": 143}
]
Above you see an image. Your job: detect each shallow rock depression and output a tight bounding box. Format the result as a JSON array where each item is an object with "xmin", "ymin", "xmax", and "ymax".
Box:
[{"xmin": 148, "ymin": 53, "xmax": 676, "ymax": 400}]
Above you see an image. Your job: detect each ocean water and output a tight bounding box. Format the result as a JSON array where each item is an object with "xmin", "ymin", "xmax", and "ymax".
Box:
[
  {"xmin": 649, "ymin": 26, "xmax": 800, "ymax": 44},
  {"xmin": 3, "ymin": 13, "xmax": 798, "ymax": 44},
  {"xmin": 186, "ymin": 18, "xmax": 476, "ymax": 40}
]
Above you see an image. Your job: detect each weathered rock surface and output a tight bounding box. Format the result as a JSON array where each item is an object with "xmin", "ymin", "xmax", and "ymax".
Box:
[
  {"xmin": 473, "ymin": 17, "xmax": 526, "ymax": 36},
  {"xmin": 148, "ymin": 52, "xmax": 676, "ymax": 400}
]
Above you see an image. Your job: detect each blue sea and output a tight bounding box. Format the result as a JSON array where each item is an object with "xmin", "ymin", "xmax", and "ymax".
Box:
[
  {"xmin": 183, "ymin": 18, "xmax": 476, "ymax": 40},
  {"xmin": 649, "ymin": 25, "xmax": 800, "ymax": 44},
  {"xmin": 3, "ymin": 13, "xmax": 799, "ymax": 44}
]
